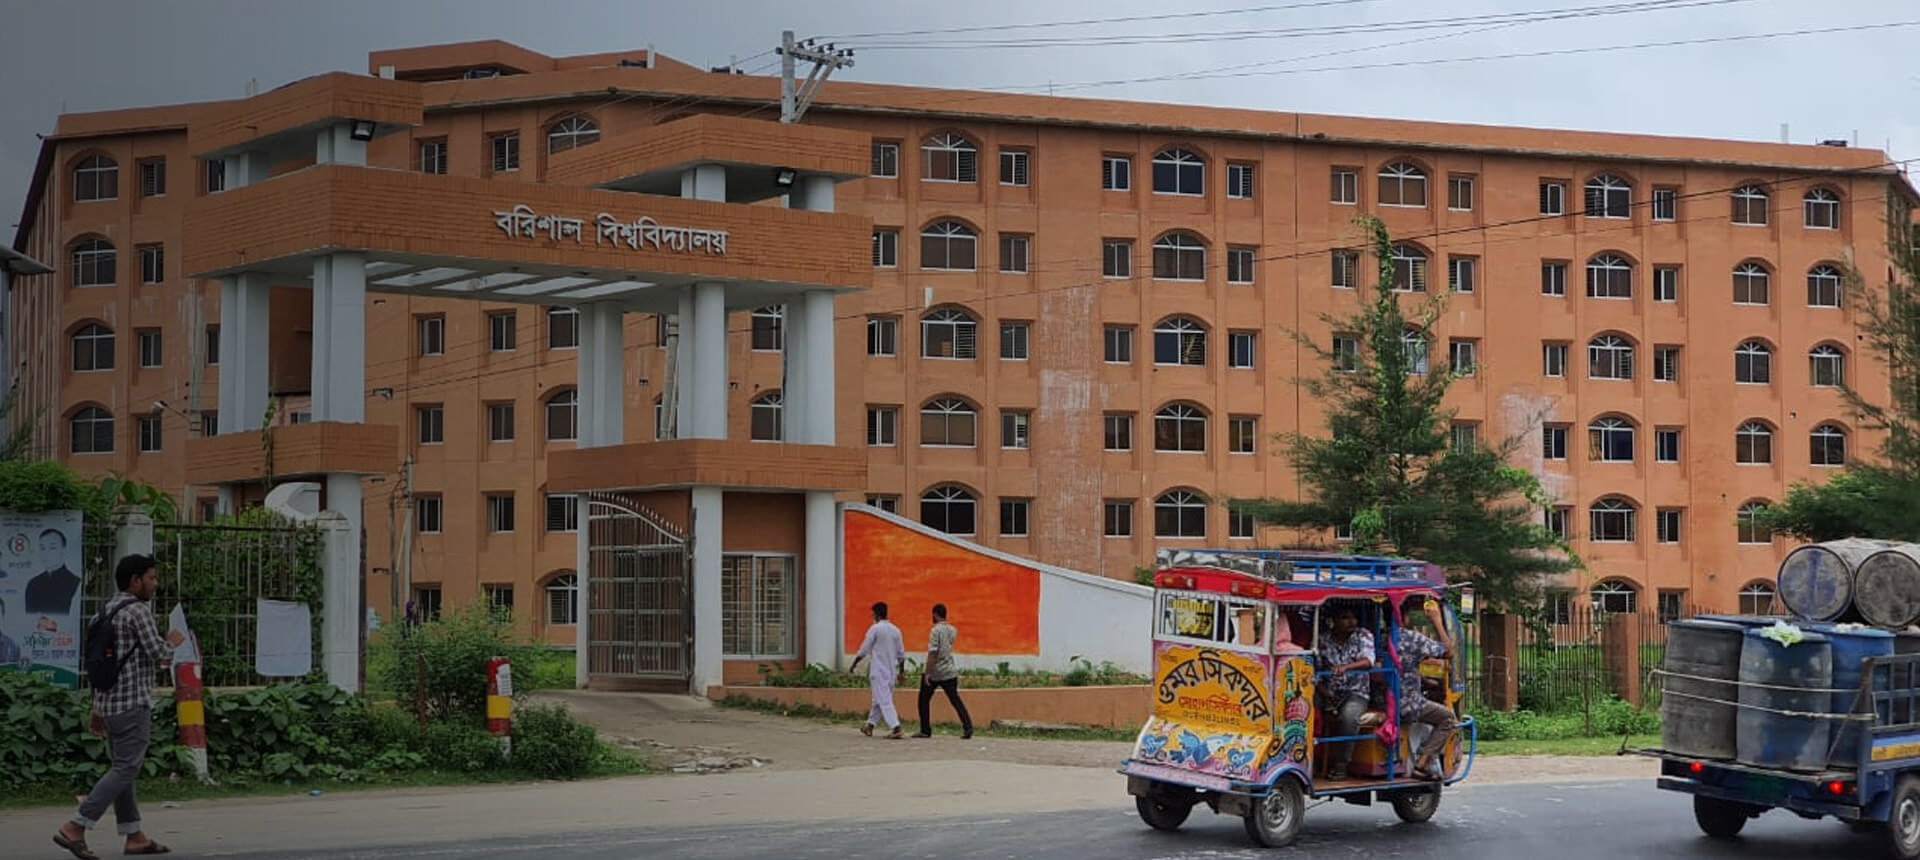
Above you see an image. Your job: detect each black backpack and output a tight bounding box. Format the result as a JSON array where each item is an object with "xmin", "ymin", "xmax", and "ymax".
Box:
[{"xmin": 84, "ymin": 600, "xmax": 141, "ymax": 690}]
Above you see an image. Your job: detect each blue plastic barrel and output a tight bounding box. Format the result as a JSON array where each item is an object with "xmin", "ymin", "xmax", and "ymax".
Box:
[
  {"xmin": 1736, "ymin": 628, "xmax": 1834, "ymax": 772},
  {"xmin": 1804, "ymin": 623, "xmax": 1892, "ymax": 766},
  {"xmin": 1695, "ymin": 614, "xmax": 1772, "ymax": 629}
]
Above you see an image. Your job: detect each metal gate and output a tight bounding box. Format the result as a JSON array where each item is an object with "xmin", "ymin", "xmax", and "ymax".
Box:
[{"xmin": 585, "ymin": 493, "xmax": 690, "ymax": 681}]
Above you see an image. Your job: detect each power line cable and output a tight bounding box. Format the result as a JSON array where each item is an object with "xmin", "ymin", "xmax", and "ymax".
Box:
[{"xmin": 821, "ymin": 0, "xmax": 1389, "ymax": 39}]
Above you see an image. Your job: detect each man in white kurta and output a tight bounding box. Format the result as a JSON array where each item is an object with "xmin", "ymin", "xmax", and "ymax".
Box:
[{"xmin": 848, "ymin": 601, "xmax": 906, "ymax": 739}]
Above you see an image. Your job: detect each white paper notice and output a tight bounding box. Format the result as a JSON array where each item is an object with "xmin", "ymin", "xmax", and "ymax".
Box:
[
  {"xmin": 255, "ymin": 599, "xmax": 312, "ymax": 678},
  {"xmin": 167, "ymin": 605, "xmax": 201, "ymax": 665}
]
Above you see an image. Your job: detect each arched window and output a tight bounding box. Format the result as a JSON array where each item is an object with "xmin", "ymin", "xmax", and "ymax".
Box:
[
  {"xmin": 1584, "ymin": 174, "xmax": 1631, "ymax": 219},
  {"xmin": 1807, "ymin": 265, "xmax": 1843, "ymax": 308},
  {"xmin": 920, "ymin": 485, "xmax": 978, "ymax": 535},
  {"xmin": 1731, "ymin": 184, "xmax": 1770, "ymax": 225},
  {"xmin": 1810, "ymin": 423, "xmax": 1847, "ymax": 467},
  {"xmin": 544, "ymin": 572, "xmax": 579, "ymax": 625},
  {"xmin": 1389, "ymin": 243, "xmax": 1429, "ymax": 292},
  {"xmin": 1586, "ymin": 253, "xmax": 1633, "ymax": 299},
  {"xmin": 1809, "ymin": 344, "xmax": 1845, "ymax": 388},
  {"xmin": 1734, "ymin": 340, "xmax": 1772, "ymax": 384},
  {"xmin": 1588, "ymin": 417, "xmax": 1635, "ymax": 463},
  {"xmin": 1733, "ymin": 262, "xmax": 1771, "ymax": 306},
  {"xmin": 544, "ymin": 389, "xmax": 578, "ymax": 441},
  {"xmin": 1738, "ymin": 581, "xmax": 1778, "ymax": 615},
  {"xmin": 546, "ymin": 115, "xmax": 600, "ymax": 154},
  {"xmin": 70, "ymin": 238, "xmax": 116, "ymax": 287},
  {"xmin": 1152, "ymin": 316, "xmax": 1208, "ymax": 366},
  {"xmin": 70, "ymin": 323, "xmax": 115, "ymax": 372},
  {"xmin": 1588, "ymin": 498, "xmax": 1638, "ymax": 543},
  {"xmin": 1153, "ymin": 403, "xmax": 1208, "ymax": 452},
  {"xmin": 1152, "ymin": 148, "xmax": 1206, "ymax": 196},
  {"xmin": 919, "ymin": 397, "xmax": 977, "ymax": 447},
  {"xmin": 1735, "ymin": 421, "xmax": 1773, "ymax": 465},
  {"xmin": 1151, "ymin": 232, "xmax": 1207, "ymax": 281},
  {"xmin": 73, "ymin": 154, "xmax": 118, "ymax": 202},
  {"xmin": 750, "ymin": 306, "xmax": 784, "ymax": 352},
  {"xmin": 1590, "ymin": 579, "xmax": 1637, "ymax": 613},
  {"xmin": 750, "ymin": 391, "xmax": 783, "ymax": 441},
  {"xmin": 68, "ymin": 406, "xmax": 113, "ymax": 454},
  {"xmin": 1736, "ymin": 501, "xmax": 1773, "ymax": 544},
  {"xmin": 1377, "ymin": 162, "xmax": 1427, "ymax": 207},
  {"xmin": 1154, "ymin": 489, "xmax": 1208, "ymax": 538},
  {"xmin": 1402, "ymin": 328, "xmax": 1430, "ymax": 375},
  {"xmin": 1804, "ymin": 188, "xmax": 1840, "ymax": 230},
  {"xmin": 920, "ymin": 220, "xmax": 977, "ymax": 271},
  {"xmin": 921, "ymin": 307, "xmax": 978, "ymax": 359},
  {"xmin": 1587, "ymin": 334, "xmax": 1634, "ymax": 380},
  {"xmin": 921, "ymin": 132, "xmax": 978, "ymax": 183}
]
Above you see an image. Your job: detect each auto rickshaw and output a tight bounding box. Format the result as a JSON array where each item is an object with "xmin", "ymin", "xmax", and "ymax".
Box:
[{"xmin": 1118, "ymin": 549, "xmax": 1478, "ymax": 848}]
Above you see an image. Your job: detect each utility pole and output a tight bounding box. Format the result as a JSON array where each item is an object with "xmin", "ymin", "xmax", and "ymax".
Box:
[
  {"xmin": 777, "ymin": 30, "xmax": 854, "ymax": 124},
  {"xmin": 397, "ymin": 455, "xmax": 415, "ymax": 607}
]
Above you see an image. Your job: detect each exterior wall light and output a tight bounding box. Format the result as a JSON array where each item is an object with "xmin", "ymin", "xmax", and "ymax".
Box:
[
  {"xmin": 349, "ymin": 120, "xmax": 377, "ymax": 142},
  {"xmin": 772, "ymin": 167, "xmax": 797, "ymax": 187}
]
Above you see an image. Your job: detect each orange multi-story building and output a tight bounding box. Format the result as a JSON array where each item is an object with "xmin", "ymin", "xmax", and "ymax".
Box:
[{"xmin": 9, "ymin": 39, "xmax": 1912, "ymax": 646}]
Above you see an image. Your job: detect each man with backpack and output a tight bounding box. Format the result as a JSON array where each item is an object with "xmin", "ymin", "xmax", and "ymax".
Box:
[{"xmin": 52, "ymin": 554, "xmax": 184, "ymax": 859}]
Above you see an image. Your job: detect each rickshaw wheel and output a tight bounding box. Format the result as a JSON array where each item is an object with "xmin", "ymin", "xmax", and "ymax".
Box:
[
  {"xmin": 1244, "ymin": 779, "xmax": 1305, "ymax": 848},
  {"xmin": 1390, "ymin": 786, "xmax": 1441, "ymax": 823},
  {"xmin": 1135, "ymin": 795, "xmax": 1194, "ymax": 831}
]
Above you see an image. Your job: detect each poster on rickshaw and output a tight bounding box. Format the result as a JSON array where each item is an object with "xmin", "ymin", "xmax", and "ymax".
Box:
[{"xmin": 1133, "ymin": 642, "xmax": 1278, "ymax": 781}]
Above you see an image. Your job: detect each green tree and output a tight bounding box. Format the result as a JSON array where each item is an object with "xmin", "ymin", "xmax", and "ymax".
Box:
[{"xmin": 1231, "ymin": 216, "xmax": 1576, "ymax": 609}]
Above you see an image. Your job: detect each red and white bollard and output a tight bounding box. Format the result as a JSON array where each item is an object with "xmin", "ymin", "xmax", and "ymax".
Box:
[
  {"xmin": 173, "ymin": 660, "xmax": 212, "ymax": 783},
  {"xmin": 486, "ymin": 656, "xmax": 513, "ymax": 758}
]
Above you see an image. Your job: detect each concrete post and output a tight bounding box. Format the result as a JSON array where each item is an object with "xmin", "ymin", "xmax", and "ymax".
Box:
[
  {"xmin": 576, "ymin": 304, "xmax": 625, "ymax": 447},
  {"xmin": 112, "ymin": 507, "xmax": 155, "ymax": 561},
  {"xmin": 797, "ymin": 291, "xmax": 836, "ymax": 445},
  {"xmin": 1480, "ymin": 612, "xmax": 1521, "ymax": 712},
  {"xmin": 804, "ymin": 494, "xmax": 838, "ymax": 670},
  {"xmin": 690, "ymin": 485, "xmax": 724, "ymax": 697},
  {"xmin": 316, "ymin": 509, "xmax": 359, "ymax": 691},
  {"xmin": 218, "ymin": 273, "xmax": 271, "ymax": 435},
  {"xmin": 685, "ymin": 283, "xmax": 728, "ymax": 440},
  {"xmin": 781, "ymin": 301, "xmax": 809, "ymax": 442},
  {"xmin": 1604, "ymin": 613, "xmax": 1644, "ymax": 707},
  {"xmin": 315, "ymin": 124, "xmax": 368, "ymax": 167},
  {"xmin": 310, "ymin": 253, "xmax": 367, "ymax": 423},
  {"xmin": 220, "ymin": 152, "xmax": 270, "ymax": 189},
  {"xmin": 681, "ymin": 163, "xmax": 726, "ymax": 202}
]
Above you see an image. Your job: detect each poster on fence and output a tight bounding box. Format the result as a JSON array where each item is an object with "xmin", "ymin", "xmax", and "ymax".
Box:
[{"xmin": 0, "ymin": 509, "xmax": 85, "ymax": 688}]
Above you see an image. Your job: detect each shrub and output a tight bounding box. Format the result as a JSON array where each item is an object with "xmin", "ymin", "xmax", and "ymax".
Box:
[
  {"xmin": 369, "ymin": 604, "xmax": 544, "ymax": 724},
  {"xmin": 421, "ymin": 721, "xmax": 507, "ymax": 773},
  {"xmin": 510, "ymin": 703, "xmax": 600, "ymax": 780}
]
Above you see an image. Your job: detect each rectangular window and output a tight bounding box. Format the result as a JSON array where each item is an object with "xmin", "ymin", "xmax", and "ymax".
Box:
[
  {"xmin": 872, "ymin": 229, "xmax": 898, "ymax": 268},
  {"xmin": 1229, "ymin": 416, "xmax": 1256, "ymax": 454},
  {"xmin": 1654, "ymin": 266, "xmax": 1679, "ymax": 302},
  {"xmin": 999, "ymin": 234, "xmax": 1030, "ymax": 273},
  {"xmin": 414, "ymin": 587, "xmax": 443, "ymax": 621},
  {"xmin": 1450, "ymin": 339, "xmax": 1478, "ymax": 375},
  {"xmin": 1452, "ymin": 421, "xmax": 1479, "ymax": 452},
  {"xmin": 137, "ymin": 416, "xmax": 162, "ymax": 453},
  {"xmin": 1103, "ymin": 413, "xmax": 1133, "ymax": 451},
  {"xmin": 419, "ymin": 139, "xmax": 448, "ymax": 175},
  {"xmin": 1657, "ymin": 509, "xmax": 1683, "ymax": 544},
  {"xmin": 751, "ymin": 306, "xmax": 785, "ymax": 352},
  {"xmin": 486, "ymin": 493, "xmax": 515, "ymax": 533},
  {"xmin": 871, "ymin": 142, "xmax": 899, "ymax": 177},
  {"xmin": 484, "ymin": 586, "xmax": 514, "ymax": 620},
  {"xmin": 139, "ymin": 245, "xmax": 164, "ymax": 284},
  {"xmin": 1000, "ymin": 321, "xmax": 1030, "ymax": 360},
  {"xmin": 721, "ymin": 554, "xmax": 797, "ymax": 658},
  {"xmin": 1542, "ymin": 261, "xmax": 1568, "ymax": 296},
  {"xmin": 999, "ymin": 149, "xmax": 1029, "ymax": 186},
  {"xmin": 866, "ymin": 495, "xmax": 899, "ymax": 513},
  {"xmin": 1227, "ymin": 246, "xmax": 1256, "ymax": 284},
  {"xmin": 1104, "ymin": 500, "xmax": 1134, "ymax": 538},
  {"xmin": 1000, "ymin": 410, "xmax": 1030, "ymax": 450},
  {"xmin": 1449, "ymin": 256, "xmax": 1476, "ymax": 293},
  {"xmin": 416, "ymin": 405, "xmax": 444, "ymax": 445},
  {"xmin": 866, "ymin": 406, "xmax": 897, "ymax": 446},
  {"xmin": 1658, "ymin": 590, "xmax": 1687, "ymax": 623},
  {"xmin": 1540, "ymin": 181, "xmax": 1566, "ymax": 215},
  {"xmin": 489, "ymin": 311, "xmax": 517, "ymax": 351},
  {"xmin": 1652, "ymin": 187, "xmax": 1677, "ymax": 221},
  {"xmin": 1546, "ymin": 507, "xmax": 1570, "ymax": 539},
  {"xmin": 1102, "ymin": 239, "xmax": 1132, "ymax": 278},
  {"xmin": 200, "ymin": 411, "xmax": 218, "ymax": 436},
  {"xmin": 205, "ymin": 159, "xmax": 225, "ymax": 194},
  {"xmin": 139, "ymin": 160, "xmax": 166, "ymax": 197},
  {"xmin": 1101, "ymin": 155, "xmax": 1131, "ymax": 191},
  {"xmin": 1103, "ymin": 325, "xmax": 1133, "ymax": 364},
  {"xmin": 1656, "ymin": 429, "xmax": 1681, "ymax": 463},
  {"xmin": 1323, "ymin": 251, "xmax": 1357, "ymax": 290},
  {"xmin": 415, "ymin": 495, "xmax": 443, "ymax": 534},
  {"xmin": 1448, "ymin": 175, "xmax": 1475, "ymax": 211},
  {"xmin": 1654, "ymin": 346, "xmax": 1680, "ymax": 382},
  {"xmin": 547, "ymin": 307, "xmax": 578, "ymax": 349},
  {"xmin": 1332, "ymin": 335, "xmax": 1359, "ymax": 372},
  {"xmin": 1543, "ymin": 342, "xmax": 1568, "ymax": 378},
  {"xmin": 1331, "ymin": 168, "xmax": 1358, "ymax": 204},
  {"xmin": 1229, "ymin": 509, "xmax": 1255, "ymax": 540},
  {"xmin": 486, "ymin": 402, "xmax": 514, "ymax": 442},
  {"xmin": 1229, "ymin": 331, "xmax": 1257, "ymax": 369},
  {"xmin": 491, "ymin": 132, "xmax": 520, "ymax": 173},
  {"xmin": 1227, "ymin": 163, "xmax": 1255, "ymax": 199},
  {"xmin": 866, "ymin": 316, "xmax": 898, "ymax": 357},
  {"xmin": 544, "ymin": 493, "xmax": 578, "ymax": 533},
  {"xmin": 204, "ymin": 325, "xmax": 220, "ymax": 365},
  {"xmin": 138, "ymin": 330, "xmax": 162, "ymax": 368},
  {"xmin": 1544, "ymin": 424, "xmax": 1569, "ymax": 460},
  {"xmin": 999, "ymin": 498, "xmax": 1030, "ymax": 537},
  {"xmin": 417, "ymin": 315, "xmax": 445, "ymax": 356}
]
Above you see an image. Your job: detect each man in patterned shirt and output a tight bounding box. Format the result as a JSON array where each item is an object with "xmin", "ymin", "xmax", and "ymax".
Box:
[
  {"xmin": 1395, "ymin": 596, "xmax": 1458, "ymax": 782},
  {"xmin": 53, "ymin": 554, "xmax": 184, "ymax": 859},
  {"xmin": 1316, "ymin": 605, "xmax": 1374, "ymax": 778}
]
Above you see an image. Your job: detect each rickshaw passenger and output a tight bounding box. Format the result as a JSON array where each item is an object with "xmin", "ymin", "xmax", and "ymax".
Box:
[
  {"xmin": 1316, "ymin": 605, "xmax": 1374, "ymax": 778},
  {"xmin": 1396, "ymin": 597, "xmax": 1457, "ymax": 781}
]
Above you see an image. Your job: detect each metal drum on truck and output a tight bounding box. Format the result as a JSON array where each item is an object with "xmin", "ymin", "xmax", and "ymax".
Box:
[
  {"xmin": 1775, "ymin": 538, "xmax": 1884, "ymax": 622},
  {"xmin": 1854, "ymin": 543, "xmax": 1920, "ymax": 629},
  {"xmin": 1735, "ymin": 628, "xmax": 1833, "ymax": 773},
  {"xmin": 1659, "ymin": 619, "xmax": 1746, "ymax": 760},
  {"xmin": 1804, "ymin": 622, "xmax": 1892, "ymax": 767}
]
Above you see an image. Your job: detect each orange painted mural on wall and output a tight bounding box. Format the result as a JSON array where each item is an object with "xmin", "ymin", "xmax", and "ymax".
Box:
[{"xmin": 842, "ymin": 510, "xmax": 1041, "ymax": 656}]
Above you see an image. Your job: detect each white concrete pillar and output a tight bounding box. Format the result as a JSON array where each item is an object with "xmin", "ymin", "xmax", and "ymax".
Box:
[
  {"xmin": 780, "ymin": 299, "xmax": 809, "ymax": 442},
  {"xmin": 315, "ymin": 124, "xmax": 368, "ymax": 167},
  {"xmin": 576, "ymin": 303, "xmax": 625, "ymax": 447},
  {"xmin": 215, "ymin": 487, "xmax": 235, "ymax": 516},
  {"xmin": 804, "ymin": 492, "xmax": 839, "ymax": 669},
  {"xmin": 310, "ymin": 253, "xmax": 367, "ymax": 423},
  {"xmin": 797, "ymin": 291, "xmax": 836, "ymax": 446},
  {"xmin": 685, "ymin": 283, "xmax": 728, "ymax": 440},
  {"xmin": 690, "ymin": 485, "xmax": 724, "ymax": 696},
  {"xmin": 220, "ymin": 151, "xmax": 271, "ymax": 190},
  {"xmin": 789, "ymin": 175, "xmax": 835, "ymax": 213},
  {"xmin": 680, "ymin": 163, "xmax": 726, "ymax": 202},
  {"xmin": 315, "ymin": 508, "xmax": 360, "ymax": 691},
  {"xmin": 218, "ymin": 273, "xmax": 271, "ymax": 434}
]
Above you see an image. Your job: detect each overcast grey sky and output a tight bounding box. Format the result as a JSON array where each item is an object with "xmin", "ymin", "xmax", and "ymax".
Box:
[{"xmin": 4, "ymin": 0, "xmax": 1917, "ymax": 234}]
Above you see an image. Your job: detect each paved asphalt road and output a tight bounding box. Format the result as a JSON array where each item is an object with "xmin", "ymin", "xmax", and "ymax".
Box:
[{"xmin": 227, "ymin": 779, "xmax": 1883, "ymax": 860}]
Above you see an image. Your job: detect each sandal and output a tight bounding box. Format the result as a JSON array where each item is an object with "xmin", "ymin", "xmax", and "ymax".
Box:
[
  {"xmin": 124, "ymin": 842, "xmax": 171, "ymax": 855},
  {"xmin": 859, "ymin": 724, "xmax": 873, "ymax": 737},
  {"xmin": 53, "ymin": 832, "xmax": 99, "ymax": 860}
]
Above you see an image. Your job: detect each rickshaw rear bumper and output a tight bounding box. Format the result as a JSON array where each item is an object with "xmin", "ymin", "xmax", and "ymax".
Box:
[{"xmin": 1119, "ymin": 760, "xmax": 1255, "ymax": 796}]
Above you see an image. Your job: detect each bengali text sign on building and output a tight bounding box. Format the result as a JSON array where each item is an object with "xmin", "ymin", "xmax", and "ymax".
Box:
[
  {"xmin": 491, "ymin": 205, "xmax": 729, "ymax": 255},
  {"xmin": 0, "ymin": 509, "xmax": 85, "ymax": 688}
]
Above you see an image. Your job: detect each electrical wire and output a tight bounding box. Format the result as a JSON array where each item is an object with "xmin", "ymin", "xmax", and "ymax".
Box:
[{"xmin": 821, "ymin": 0, "xmax": 1390, "ymax": 39}]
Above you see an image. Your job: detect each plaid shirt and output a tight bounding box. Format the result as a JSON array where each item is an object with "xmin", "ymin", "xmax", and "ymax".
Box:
[
  {"xmin": 1316, "ymin": 628, "xmax": 1374, "ymax": 702},
  {"xmin": 92, "ymin": 594, "xmax": 173, "ymax": 717}
]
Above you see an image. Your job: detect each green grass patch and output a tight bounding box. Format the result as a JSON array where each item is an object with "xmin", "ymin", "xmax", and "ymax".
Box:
[{"xmin": 1476, "ymin": 734, "xmax": 1659, "ymax": 757}]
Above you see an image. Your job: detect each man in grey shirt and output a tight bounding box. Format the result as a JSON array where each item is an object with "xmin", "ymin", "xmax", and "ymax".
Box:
[{"xmin": 914, "ymin": 603, "xmax": 973, "ymax": 739}]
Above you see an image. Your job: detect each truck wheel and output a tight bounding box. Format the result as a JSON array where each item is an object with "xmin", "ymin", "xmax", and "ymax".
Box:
[
  {"xmin": 1136, "ymin": 795, "xmax": 1194, "ymax": 831},
  {"xmin": 1693, "ymin": 795, "xmax": 1751, "ymax": 839},
  {"xmin": 1391, "ymin": 787, "xmax": 1441, "ymax": 823},
  {"xmin": 1885, "ymin": 776, "xmax": 1920, "ymax": 860},
  {"xmin": 1244, "ymin": 779, "xmax": 1305, "ymax": 848}
]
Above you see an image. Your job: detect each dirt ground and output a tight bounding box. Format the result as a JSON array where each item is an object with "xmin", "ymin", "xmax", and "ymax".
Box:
[{"xmin": 536, "ymin": 690, "xmax": 1657, "ymax": 785}]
